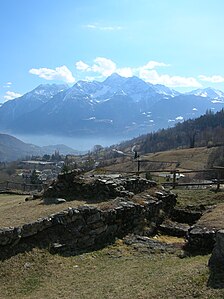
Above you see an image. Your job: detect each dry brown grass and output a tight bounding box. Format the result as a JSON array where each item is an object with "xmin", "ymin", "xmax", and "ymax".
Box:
[
  {"xmin": 0, "ymin": 186, "xmax": 163, "ymax": 228},
  {"xmin": 197, "ymin": 203, "xmax": 224, "ymax": 229},
  {"xmin": 0, "ymin": 194, "xmax": 103, "ymax": 228},
  {"xmin": 147, "ymin": 147, "xmax": 215, "ymax": 171},
  {"xmin": 174, "ymin": 189, "xmax": 224, "ymax": 209},
  {"xmin": 103, "ymin": 147, "xmax": 215, "ymax": 173},
  {"xmin": 1, "ymin": 241, "xmax": 224, "ymax": 299}
]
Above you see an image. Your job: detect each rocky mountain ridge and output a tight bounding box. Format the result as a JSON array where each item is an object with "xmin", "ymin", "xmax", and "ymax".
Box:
[{"xmin": 1, "ymin": 74, "xmax": 223, "ymax": 138}]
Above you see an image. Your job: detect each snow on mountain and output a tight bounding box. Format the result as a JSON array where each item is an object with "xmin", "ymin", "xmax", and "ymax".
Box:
[
  {"xmin": 103, "ymin": 73, "xmax": 128, "ymax": 87},
  {"xmin": 186, "ymin": 87, "xmax": 224, "ymax": 101},
  {"xmin": 0, "ymin": 74, "xmax": 224, "ymax": 138},
  {"xmin": 153, "ymin": 84, "xmax": 180, "ymax": 97},
  {"xmin": 0, "ymin": 84, "xmax": 69, "ymax": 129}
]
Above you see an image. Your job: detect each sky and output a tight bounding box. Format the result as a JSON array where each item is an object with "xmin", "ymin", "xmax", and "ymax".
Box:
[{"xmin": 1, "ymin": 0, "xmax": 224, "ymax": 103}]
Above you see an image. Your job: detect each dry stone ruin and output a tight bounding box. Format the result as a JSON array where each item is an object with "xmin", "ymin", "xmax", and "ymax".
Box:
[
  {"xmin": 43, "ymin": 170, "xmax": 157, "ymax": 201},
  {"xmin": 0, "ymin": 171, "xmax": 177, "ymax": 259}
]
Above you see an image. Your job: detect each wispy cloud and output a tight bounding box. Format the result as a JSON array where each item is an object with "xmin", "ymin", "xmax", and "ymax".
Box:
[
  {"xmin": 85, "ymin": 24, "xmax": 123, "ymax": 31},
  {"xmin": 4, "ymin": 91, "xmax": 22, "ymax": 101},
  {"xmin": 76, "ymin": 57, "xmax": 134, "ymax": 78},
  {"xmin": 3, "ymin": 82, "xmax": 12, "ymax": 88},
  {"xmin": 91, "ymin": 57, "xmax": 117, "ymax": 76},
  {"xmin": 198, "ymin": 75, "xmax": 224, "ymax": 83},
  {"xmin": 75, "ymin": 57, "xmax": 201, "ymax": 88},
  {"xmin": 29, "ymin": 65, "xmax": 75, "ymax": 83},
  {"xmin": 76, "ymin": 61, "xmax": 90, "ymax": 71},
  {"xmin": 76, "ymin": 57, "xmax": 116, "ymax": 77},
  {"xmin": 139, "ymin": 61, "xmax": 170, "ymax": 70},
  {"xmin": 139, "ymin": 69, "xmax": 202, "ymax": 88},
  {"xmin": 136, "ymin": 61, "xmax": 201, "ymax": 88}
]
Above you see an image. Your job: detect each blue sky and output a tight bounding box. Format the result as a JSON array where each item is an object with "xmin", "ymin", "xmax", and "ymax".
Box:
[{"xmin": 1, "ymin": 0, "xmax": 224, "ymax": 102}]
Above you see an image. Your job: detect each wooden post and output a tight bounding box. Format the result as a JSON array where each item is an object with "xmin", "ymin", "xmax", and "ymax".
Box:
[
  {"xmin": 172, "ymin": 171, "xmax": 177, "ymax": 189},
  {"xmin": 137, "ymin": 159, "xmax": 140, "ymax": 175},
  {"xmin": 216, "ymin": 170, "xmax": 221, "ymax": 192}
]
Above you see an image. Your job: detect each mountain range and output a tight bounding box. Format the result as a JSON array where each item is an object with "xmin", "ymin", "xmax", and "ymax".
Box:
[
  {"xmin": 0, "ymin": 133, "xmax": 78, "ymax": 162},
  {"xmin": 1, "ymin": 74, "xmax": 224, "ymax": 138}
]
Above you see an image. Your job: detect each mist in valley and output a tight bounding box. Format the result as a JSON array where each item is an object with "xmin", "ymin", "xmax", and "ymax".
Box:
[{"xmin": 14, "ymin": 133, "xmax": 128, "ymax": 152}]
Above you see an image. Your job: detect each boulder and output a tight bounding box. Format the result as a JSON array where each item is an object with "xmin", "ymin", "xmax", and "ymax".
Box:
[
  {"xmin": 43, "ymin": 198, "xmax": 66, "ymax": 205},
  {"xmin": 208, "ymin": 230, "xmax": 224, "ymax": 288}
]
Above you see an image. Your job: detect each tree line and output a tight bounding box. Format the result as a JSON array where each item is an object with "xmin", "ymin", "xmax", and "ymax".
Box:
[{"xmin": 119, "ymin": 109, "xmax": 224, "ymax": 154}]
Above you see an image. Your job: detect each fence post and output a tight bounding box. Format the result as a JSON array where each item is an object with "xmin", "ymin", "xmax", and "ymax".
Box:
[
  {"xmin": 216, "ymin": 170, "xmax": 221, "ymax": 192},
  {"xmin": 172, "ymin": 171, "xmax": 177, "ymax": 189},
  {"xmin": 137, "ymin": 159, "xmax": 140, "ymax": 175}
]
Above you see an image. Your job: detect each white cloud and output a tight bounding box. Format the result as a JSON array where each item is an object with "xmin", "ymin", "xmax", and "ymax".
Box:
[
  {"xmin": 92, "ymin": 57, "xmax": 117, "ymax": 76},
  {"xmin": 76, "ymin": 57, "xmax": 117, "ymax": 77},
  {"xmin": 3, "ymin": 82, "xmax": 12, "ymax": 88},
  {"xmin": 140, "ymin": 61, "xmax": 170, "ymax": 70},
  {"xmin": 76, "ymin": 61, "xmax": 90, "ymax": 71},
  {"xmin": 76, "ymin": 58, "xmax": 133, "ymax": 78},
  {"xmin": 4, "ymin": 91, "xmax": 22, "ymax": 101},
  {"xmin": 117, "ymin": 67, "xmax": 134, "ymax": 77},
  {"xmin": 75, "ymin": 57, "xmax": 201, "ymax": 88},
  {"xmin": 29, "ymin": 65, "xmax": 75, "ymax": 83},
  {"xmin": 198, "ymin": 75, "xmax": 224, "ymax": 83},
  {"xmin": 139, "ymin": 69, "xmax": 202, "ymax": 88},
  {"xmin": 85, "ymin": 24, "xmax": 123, "ymax": 31},
  {"xmin": 85, "ymin": 24, "xmax": 97, "ymax": 29}
]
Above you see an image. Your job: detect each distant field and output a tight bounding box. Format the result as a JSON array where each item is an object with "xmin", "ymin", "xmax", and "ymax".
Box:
[{"xmin": 103, "ymin": 146, "xmax": 216, "ymax": 173}]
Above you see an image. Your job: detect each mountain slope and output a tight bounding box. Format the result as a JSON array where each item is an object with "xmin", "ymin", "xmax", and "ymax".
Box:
[
  {"xmin": 0, "ymin": 75, "xmax": 224, "ymax": 138},
  {"xmin": 0, "ymin": 84, "xmax": 68, "ymax": 129},
  {"xmin": 0, "ymin": 133, "xmax": 78, "ymax": 161},
  {"xmin": 113, "ymin": 109, "xmax": 224, "ymax": 156},
  {"xmin": 0, "ymin": 133, "xmax": 41, "ymax": 161}
]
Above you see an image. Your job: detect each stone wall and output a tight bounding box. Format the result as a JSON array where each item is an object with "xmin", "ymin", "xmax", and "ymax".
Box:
[
  {"xmin": 43, "ymin": 172, "xmax": 157, "ymax": 201},
  {"xmin": 186, "ymin": 225, "xmax": 216, "ymax": 253},
  {"xmin": 0, "ymin": 191, "xmax": 176, "ymax": 259}
]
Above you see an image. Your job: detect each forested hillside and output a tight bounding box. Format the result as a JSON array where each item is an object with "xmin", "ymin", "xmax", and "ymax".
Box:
[{"xmin": 116, "ymin": 109, "xmax": 224, "ymax": 154}]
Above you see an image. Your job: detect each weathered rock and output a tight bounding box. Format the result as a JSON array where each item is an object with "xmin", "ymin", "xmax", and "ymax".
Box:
[
  {"xmin": 43, "ymin": 172, "xmax": 157, "ymax": 201},
  {"xmin": 208, "ymin": 230, "xmax": 224, "ymax": 288},
  {"xmin": 0, "ymin": 227, "xmax": 20, "ymax": 246},
  {"xmin": 187, "ymin": 225, "xmax": 216, "ymax": 253},
  {"xmin": 49, "ymin": 242, "xmax": 68, "ymax": 254},
  {"xmin": 43, "ymin": 198, "xmax": 66, "ymax": 205},
  {"xmin": 124, "ymin": 235, "xmax": 180, "ymax": 254},
  {"xmin": 171, "ymin": 208, "xmax": 203, "ymax": 225},
  {"xmin": 159, "ymin": 220, "xmax": 190, "ymax": 237}
]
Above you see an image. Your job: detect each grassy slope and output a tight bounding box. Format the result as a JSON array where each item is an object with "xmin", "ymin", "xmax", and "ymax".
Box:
[
  {"xmin": 174, "ymin": 189, "xmax": 224, "ymax": 209},
  {"xmin": 103, "ymin": 147, "xmax": 216, "ymax": 173},
  {"xmin": 1, "ymin": 242, "xmax": 224, "ymax": 299},
  {"xmin": 0, "ymin": 194, "xmax": 99, "ymax": 228},
  {"xmin": 1, "ymin": 147, "xmax": 224, "ymax": 298}
]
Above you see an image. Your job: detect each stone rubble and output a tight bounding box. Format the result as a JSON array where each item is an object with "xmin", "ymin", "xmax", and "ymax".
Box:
[{"xmin": 0, "ymin": 183, "xmax": 176, "ymax": 259}]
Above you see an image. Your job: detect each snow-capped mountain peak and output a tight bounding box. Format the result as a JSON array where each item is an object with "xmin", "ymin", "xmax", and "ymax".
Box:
[{"xmin": 186, "ymin": 87, "xmax": 224, "ymax": 99}]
